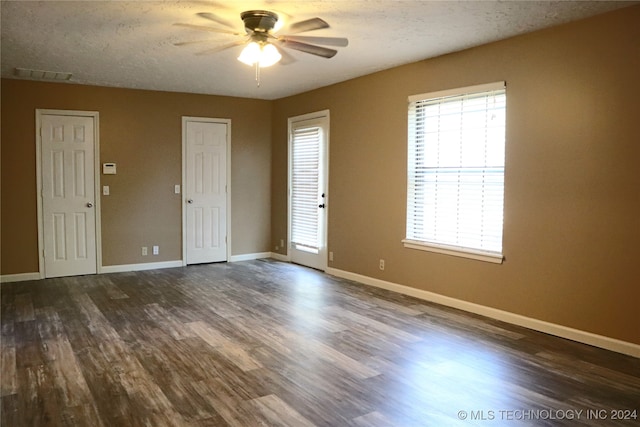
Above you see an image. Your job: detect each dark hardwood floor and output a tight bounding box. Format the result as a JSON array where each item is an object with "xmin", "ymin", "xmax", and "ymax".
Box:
[{"xmin": 1, "ymin": 259, "xmax": 638, "ymax": 426}]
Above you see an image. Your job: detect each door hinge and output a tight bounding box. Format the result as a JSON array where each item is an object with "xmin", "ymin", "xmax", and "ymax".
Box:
[{"xmin": 225, "ymin": 236, "xmax": 228, "ymax": 244}]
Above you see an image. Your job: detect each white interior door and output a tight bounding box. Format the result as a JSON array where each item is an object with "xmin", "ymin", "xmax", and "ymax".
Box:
[
  {"xmin": 184, "ymin": 118, "xmax": 229, "ymax": 264},
  {"xmin": 40, "ymin": 113, "xmax": 97, "ymax": 278},
  {"xmin": 288, "ymin": 111, "xmax": 329, "ymax": 271}
]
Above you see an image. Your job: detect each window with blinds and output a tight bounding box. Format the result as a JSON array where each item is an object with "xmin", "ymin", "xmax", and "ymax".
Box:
[
  {"xmin": 404, "ymin": 82, "xmax": 506, "ymax": 263},
  {"xmin": 291, "ymin": 126, "xmax": 321, "ymax": 253}
]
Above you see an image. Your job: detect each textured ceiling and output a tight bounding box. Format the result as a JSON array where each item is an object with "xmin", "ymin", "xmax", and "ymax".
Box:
[{"xmin": 1, "ymin": 1, "xmax": 636, "ymax": 100}]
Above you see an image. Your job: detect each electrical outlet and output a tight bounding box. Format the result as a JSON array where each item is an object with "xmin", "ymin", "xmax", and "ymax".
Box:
[
  {"xmin": 152, "ymin": 245, "xmax": 159, "ymax": 255},
  {"xmin": 103, "ymin": 185, "xmax": 110, "ymax": 196},
  {"xmin": 329, "ymin": 251, "xmax": 334, "ymax": 261},
  {"xmin": 280, "ymin": 239, "xmax": 284, "ymax": 248},
  {"xmin": 142, "ymin": 246, "xmax": 148, "ymax": 256},
  {"xmin": 174, "ymin": 185, "xmax": 181, "ymax": 194},
  {"xmin": 379, "ymin": 259, "xmax": 385, "ymax": 270},
  {"xmin": 275, "ymin": 246, "xmax": 279, "ymax": 251}
]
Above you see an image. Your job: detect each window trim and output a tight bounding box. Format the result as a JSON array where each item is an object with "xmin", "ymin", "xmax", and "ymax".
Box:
[
  {"xmin": 408, "ymin": 81, "xmax": 505, "ymax": 103},
  {"xmin": 405, "ymin": 81, "xmax": 506, "ymax": 264},
  {"xmin": 402, "ymin": 239, "xmax": 504, "ymax": 264}
]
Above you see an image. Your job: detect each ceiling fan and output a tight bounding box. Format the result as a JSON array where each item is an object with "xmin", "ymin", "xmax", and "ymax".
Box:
[{"xmin": 174, "ymin": 9, "xmax": 348, "ymax": 84}]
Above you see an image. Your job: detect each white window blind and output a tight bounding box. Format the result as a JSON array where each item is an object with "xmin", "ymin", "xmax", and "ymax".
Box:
[
  {"xmin": 405, "ymin": 82, "xmax": 506, "ymax": 262},
  {"xmin": 291, "ymin": 126, "xmax": 321, "ymax": 252}
]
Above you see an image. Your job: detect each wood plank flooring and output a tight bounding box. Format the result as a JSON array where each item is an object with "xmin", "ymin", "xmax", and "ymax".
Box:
[{"xmin": 1, "ymin": 259, "xmax": 638, "ymax": 426}]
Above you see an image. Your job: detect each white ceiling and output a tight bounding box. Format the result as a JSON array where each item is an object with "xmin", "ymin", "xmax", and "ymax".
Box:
[{"xmin": 1, "ymin": 1, "xmax": 636, "ymax": 100}]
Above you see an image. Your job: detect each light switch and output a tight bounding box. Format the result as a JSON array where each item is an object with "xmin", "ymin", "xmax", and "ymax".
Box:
[
  {"xmin": 174, "ymin": 185, "xmax": 181, "ymax": 194},
  {"xmin": 103, "ymin": 185, "xmax": 110, "ymax": 196}
]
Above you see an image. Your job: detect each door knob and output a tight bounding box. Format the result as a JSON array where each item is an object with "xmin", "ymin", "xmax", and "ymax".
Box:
[
  {"xmin": 86, "ymin": 202, "xmax": 93, "ymax": 208},
  {"xmin": 187, "ymin": 199, "xmax": 194, "ymax": 204}
]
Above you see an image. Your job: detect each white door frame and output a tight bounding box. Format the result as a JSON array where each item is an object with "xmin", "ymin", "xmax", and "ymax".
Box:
[
  {"xmin": 181, "ymin": 116, "xmax": 232, "ymax": 265},
  {"xmin": 35, "ymin": 109, "xmax": 102, "ymax": 278},
  {"xmin": 287, "ymin": 109, "xmax": 330, "ymax": 271}
]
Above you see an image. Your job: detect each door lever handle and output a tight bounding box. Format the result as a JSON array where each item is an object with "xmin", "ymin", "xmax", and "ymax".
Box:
[{"xmin": 318, "ymin": 204, "xmax": 325, "ymax": 208}]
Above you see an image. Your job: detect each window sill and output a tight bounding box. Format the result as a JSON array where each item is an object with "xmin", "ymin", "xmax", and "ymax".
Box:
[{"xmin": 402, "ymin": 239, "xmax": 504, "ymax": 264}]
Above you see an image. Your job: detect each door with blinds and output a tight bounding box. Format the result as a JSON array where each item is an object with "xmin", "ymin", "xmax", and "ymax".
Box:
[{"xmin": 288, "ymin": 111, "xmax": 329, "ymax": 271}]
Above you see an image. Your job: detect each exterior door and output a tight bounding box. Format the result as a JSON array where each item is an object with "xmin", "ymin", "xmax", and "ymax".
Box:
[
  {"xmin": 288, "ymin": 111, "xmax": 329, "ymax": 271},
  {"xmin": 40, "ymin": 113, "xmax": 97, "ymax": 278},
  {"xmin": 183, "ymin": 118, "xmax": 229, "ymax": 264}
]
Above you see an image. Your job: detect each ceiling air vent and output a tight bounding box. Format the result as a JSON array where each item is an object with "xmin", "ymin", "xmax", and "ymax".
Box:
[{"xmin": 14, "ymin": 67, "xmax": 72, "ymax": 81}]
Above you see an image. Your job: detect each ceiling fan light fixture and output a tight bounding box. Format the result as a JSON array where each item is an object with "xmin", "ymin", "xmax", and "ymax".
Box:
[
  {"xmin": 237, "ymin": 42, "xmax": 260, "ymax": 65},
  {"xmin": 260, "ymin": 44, "xmax": 282, "ymax": 67},
  {"xmin": 237, "ymin": 42, "xmax": 282, "ymax": 67}
]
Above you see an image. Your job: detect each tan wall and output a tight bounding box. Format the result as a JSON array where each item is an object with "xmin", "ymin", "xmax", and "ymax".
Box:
[
  {"xmin": 1, "ymin": 80, "xmax": 272, "ymax": 273},
  {"xmin": 271, "ymin": 6, "xmax": 640, "ymax": 344}
]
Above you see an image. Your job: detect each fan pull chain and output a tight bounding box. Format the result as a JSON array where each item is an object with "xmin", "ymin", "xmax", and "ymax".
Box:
[{"xmin": 255, "ymin": 62, "xmax": 261, "ymax": 87}]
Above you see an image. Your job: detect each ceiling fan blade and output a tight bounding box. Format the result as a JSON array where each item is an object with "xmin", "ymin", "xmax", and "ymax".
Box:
[
  {"xmin": 280, "ymin": 35, "xmax": 348, "ymax": 47},
  {"xmin": 194, "ymin": 40, "xmax": 247, "ymax": 56},
  {"xmin": 174, "ymin": 39, "xmax": 215, "ymax": 47},
  {"xmin": 196, "ymin": 12, "xmax": 237, "ymax": 30},
  {"xmin": 277, "ymin": 48, "xmax": 297, "ymax": 65},
  {"xmin": 274, "ymin": 39, "xmax": 337, "ymax": 59},
  {"xmin": 173, "ymin": 23, "xmax": 240, "ymax": 35},
  {"xmin": 285, "ymin": 17, "xmax": 330, "ymax": 35}
]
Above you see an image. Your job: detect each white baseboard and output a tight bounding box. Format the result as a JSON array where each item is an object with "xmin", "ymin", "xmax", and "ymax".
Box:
[
  {"xmin": 270, "ymin": 252, "xmax": 290, "ymax": 262},
  {"xmin": 229, "ymin": 252, "xmax": 272, "ymax": 262},
  {"xmin": 2, "ymin": 254, "xmax": 274, "ymax": 281},
  {"xmin": 100, "ymin": 260, "xmax": 183, "ymax": 274},
  {"xmin": 326, "ymin": 267, "xmax": 640, "ymax": 358},
  {"xmin": 0, "ymin": 272, "xmax": 41, "ymax": 283}
]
